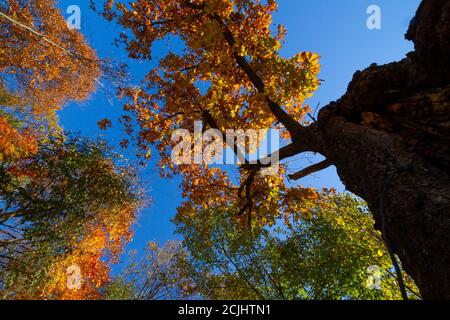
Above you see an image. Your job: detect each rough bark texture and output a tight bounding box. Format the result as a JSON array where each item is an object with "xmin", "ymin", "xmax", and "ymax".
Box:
[{"xmin": 306, "ymin": 0, "xmax": 450, "ymax": 299}]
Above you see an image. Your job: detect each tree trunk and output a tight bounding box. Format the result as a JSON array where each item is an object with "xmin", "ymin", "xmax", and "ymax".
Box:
[{"xmin": 306, "ymin": 0, "xmax": 450, "ymax": 299}]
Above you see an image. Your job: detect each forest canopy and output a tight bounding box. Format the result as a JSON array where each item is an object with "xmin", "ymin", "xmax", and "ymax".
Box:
[{"xmin": 1, "ymin": 0, "xmax": 448, "ymax": 301}]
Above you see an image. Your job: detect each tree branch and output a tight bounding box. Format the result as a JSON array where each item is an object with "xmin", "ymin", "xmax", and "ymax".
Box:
[
  {"xmin": 0, "ymin": 10, "xmax": 97, "ymax": 64},
  {"xmin": 182, "ymin": 1, "xmax": 303, "ymax": 139},
  {"xmin": 212, "ymin": 15, "xmax": 303, "ymax": 139},
  {"xmin": 202, "ymin": 109, "xmax": 248, "ymax": 164},
  {"xmin": 288, "ymin": 159, "xmax": 333, "ymax": 180}
]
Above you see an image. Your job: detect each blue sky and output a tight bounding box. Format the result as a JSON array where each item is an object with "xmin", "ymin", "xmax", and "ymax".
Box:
[{"xmin": 57, "ymin": 0, "xmax": 421, "ymax": 273}]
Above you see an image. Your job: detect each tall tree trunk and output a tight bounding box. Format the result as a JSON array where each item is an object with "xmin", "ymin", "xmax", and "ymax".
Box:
[{"xmin": 306, "ymin": 0, "xmax": 450, "ymax": 299}]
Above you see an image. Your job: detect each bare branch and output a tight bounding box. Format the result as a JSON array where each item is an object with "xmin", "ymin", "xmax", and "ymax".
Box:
[{"xmin": 288, "ymin": 159, "xmax": 333, "ymax": 181}]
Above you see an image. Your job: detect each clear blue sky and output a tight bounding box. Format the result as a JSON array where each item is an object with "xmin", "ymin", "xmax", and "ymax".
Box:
[{"xmin": 57, "ymin": 0, "xmax": 421, "ymax": 273}]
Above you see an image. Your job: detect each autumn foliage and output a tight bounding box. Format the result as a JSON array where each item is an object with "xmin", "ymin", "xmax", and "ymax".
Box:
[
  {"xmin": 0, "ymin": 115, "xmax": 38, "ymax": 161},
  {"xmin": 0, "ymin": 136, "xmax": 142, "ymax": 299},
  {"xmin": 0, "ymin": 0, "xmax": 99, "ymax": 115},
  {"xmin": 0, "ymin": 0, "xmax": 140, "ymax": 300},
  {"xmin": 0, "ymin": 0, "xmax": 100, "ymax": 170},
  {"xmin": 1, "ymin": 0, "xmax": 434, "ymax": 300},
  {"xmin": 98, "ymin": 0, "xmax": 322, "ymax": 227}
]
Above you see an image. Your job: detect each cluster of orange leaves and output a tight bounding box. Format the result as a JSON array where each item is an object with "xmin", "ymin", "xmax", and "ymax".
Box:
[
  {"xmin": 4, "ymin": 153, "xmax": 138, "ymax": 300},
  {"xmin": 0, "ymin": 0, "xmax": 99, "ymax": 116},
  {"xmin": 0, "ymin": 116, "xmax": 38, "ymax": 161},
  {"xmin": 39, "ymin": 207, "xmax": 136, "ymax": 300}
]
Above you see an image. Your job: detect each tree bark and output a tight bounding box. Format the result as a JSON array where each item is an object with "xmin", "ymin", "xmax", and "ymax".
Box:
[{"xmin": 303, "ymin": 0, "xmax": 450, "ymax": 299}]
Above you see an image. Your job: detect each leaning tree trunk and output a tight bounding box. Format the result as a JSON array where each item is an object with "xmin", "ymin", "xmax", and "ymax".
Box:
[{"xmin": 304, "ymin": 0, "xmax": 450, "ymax": 299}]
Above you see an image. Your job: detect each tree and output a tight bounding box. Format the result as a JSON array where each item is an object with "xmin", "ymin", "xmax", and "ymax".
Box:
[
  {"xmin": 0, "ymin": 0, "xmax": 101, "ymax": 164},
  {"xmin": 100, "ymin": 0, "xmax": 450, "ymax": 298},
  {"xmin": 0, "ymin": 135, "xmax": 143, "ymax": 299},
  {"xmin": 174, "ymin": 193, "xmax": 419, "ymax": 300},
  {"xmin": 0, "ymin": 0, "xmax": 143, "ymax": 300},
  {"xmin": 102, "ymin": 241, "xmax": 194, "ymax": 300},
  {"xmin": 0, "ymin": 0, "xmax": 99, "ymax": 116},
  {"xmin": 96, "ymin": 0, "xmax": 322, "ymax": 231}
]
